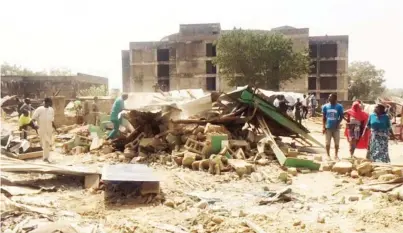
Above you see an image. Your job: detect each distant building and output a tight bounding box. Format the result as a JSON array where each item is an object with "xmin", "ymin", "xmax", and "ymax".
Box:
[
  {"xmin": 122, "ymin": 23, "xmax": 348, "ymax": 100},
  {"xmin": 1, "ymin": 73, "xmax": 108, "ymax": 99}
]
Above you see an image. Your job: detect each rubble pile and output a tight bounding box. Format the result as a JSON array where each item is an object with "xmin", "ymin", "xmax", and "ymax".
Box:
[{"xmin": 90, "ymin": 86, "xmax": 323, "ymax": 177}]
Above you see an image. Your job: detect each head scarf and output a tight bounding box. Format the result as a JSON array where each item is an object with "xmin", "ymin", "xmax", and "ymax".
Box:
[{"xmin": 347, "ymin": 101, "xmax": 368, "ymax": 121}]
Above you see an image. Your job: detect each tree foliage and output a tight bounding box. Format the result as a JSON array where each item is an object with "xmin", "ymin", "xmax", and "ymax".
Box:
[
  {"xmin": 348, "ymin": 61, "xmax": 386, "ymax": 100},
  {"xmin": 1, "ymin": 62, "xmax": 73, "ymax": 76},
  {"xmin": 78, "ymin": 85, "xmax": 108, "ymax": 97},
  {"xmin": 213, "ymin": 29, "xmax": 310, "ymax": 90}
]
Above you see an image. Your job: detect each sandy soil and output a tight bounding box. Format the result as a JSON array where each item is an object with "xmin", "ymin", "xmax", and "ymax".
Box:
[{"xmin": 1, "ymin": 118, "xmax": 403, "ymax": 233}]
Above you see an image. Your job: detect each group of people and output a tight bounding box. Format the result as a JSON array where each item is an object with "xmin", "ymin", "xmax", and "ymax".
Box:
[
  {"xmin": 16, "ymin": 93, "xmax": 130, "ymax": 163},
  {"xmin": 322, "ymin": 94, "xmax": 395, "ymax": 163},
  {"xmin": 17, "ymin": 97, "xmax": 58, "ymax": 163},
  {"xmin": 71, "ymin": 97, "xmax": 100, "ymax": 125},
  {"xmin": 273, "ymin": 94, "xmax": 318, "ymax": 125}
]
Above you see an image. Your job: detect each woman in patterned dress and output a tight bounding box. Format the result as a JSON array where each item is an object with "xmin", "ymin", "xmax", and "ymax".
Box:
[{"xmin": 366, "ymin": 104, "xmax": 395, "ymax": 163}]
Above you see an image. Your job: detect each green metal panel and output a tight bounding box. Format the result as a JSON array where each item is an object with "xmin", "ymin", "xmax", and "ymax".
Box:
[
  {"xmin": 284, "ymin": 158, "xmax": 321, "ymax": 170},
  {"xmin": 210, "ymin": 134, "xmax": 229, "ymax": 154}
]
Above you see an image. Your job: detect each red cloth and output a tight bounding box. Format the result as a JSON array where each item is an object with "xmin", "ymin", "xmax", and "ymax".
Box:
[
  {"xmin": 344, "ymin": 101, "xmax": 370, "ymax": 149},
  {"xmin": 346, "ymin": 101, "xmax": 367, "ymax": 121}
]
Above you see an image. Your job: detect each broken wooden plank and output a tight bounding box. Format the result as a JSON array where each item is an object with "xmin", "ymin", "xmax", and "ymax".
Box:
[
  {"xmin": 257, "ymin": 116, "xmax": 320, "ymax": 170},
  {"xmin": 17, "ymin": 151, "xmax": 42, "ymax": 160}
]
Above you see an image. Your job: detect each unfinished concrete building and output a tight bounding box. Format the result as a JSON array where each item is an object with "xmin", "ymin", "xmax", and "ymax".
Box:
[
  {"xmin": 308, "ymin": 36, "xmax": 349, "ymax": 101},
  {"xmin": 1, "ymin": 73, "xmax": 108, "ymax": 99},
  {"xmin": 122, "ymin": 23, "xmax": 349, "ymax": 100}
]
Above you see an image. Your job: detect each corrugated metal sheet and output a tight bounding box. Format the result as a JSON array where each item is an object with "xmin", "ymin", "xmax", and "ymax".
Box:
[{"xmin": 102, "ymin": 164, "xmax": 159, "ymax": 182}]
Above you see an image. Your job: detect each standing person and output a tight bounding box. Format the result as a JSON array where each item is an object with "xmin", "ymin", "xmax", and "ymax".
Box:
[
  {"xmin": 32, "ymin": 98, "xmax": 58, "ymax": 162},
  {"xmin": 278, "ymin": 95, "xmax": 288, "ymax": 114},
  {"xmin": 310, "ymin": 94, "xmax": 317, "ymax": 117},
  {"xmin": 91, "ymin": 97, "xmax": 100, "ymax": 125},
  {"xmin": 294, "ymin": 98, "xmax": 303, "ymax": 125},
  {"xmin": 302, "ymin": 94, "xmax": 309, "ymax": 119},
  {"xmin": 366, "ymin": 104, "xmax": 395, "ymax": 163},
  {"xmin": 16, "ymin": 97, "xmax": 24, "ymax": 116},
  {"xmin": 73, "ymin": 99, "xmax": 84, "ymax": 124},
  {"xmin": 273, "ymin": 95, "xmax": 280, "ymax": 108},
  {"xmin": 107, "ymin": 93, "xmax": 129, "ymax": 140},
  {"xmin": 344, "ymin": 101, "xmax": 369, "ymax": 157},
  {"xmin": 322, "ymin": 94, "xmax": 344, "ymax": 159}
]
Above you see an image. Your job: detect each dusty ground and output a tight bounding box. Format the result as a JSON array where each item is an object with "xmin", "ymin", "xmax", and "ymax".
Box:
[{"xmin": 1, "ymin": 118, "xmax": 403, "ymax": 233}]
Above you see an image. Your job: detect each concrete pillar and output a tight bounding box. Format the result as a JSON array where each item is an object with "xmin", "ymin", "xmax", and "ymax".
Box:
[{"xmin": 52, "ymin": 96, "xmax": 66, "ymax": 126}]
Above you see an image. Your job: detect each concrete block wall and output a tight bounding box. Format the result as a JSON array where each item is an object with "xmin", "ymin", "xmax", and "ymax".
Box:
[{"xmin": 52, "ymin": 96, "xmax": 66, "ymax": 126}]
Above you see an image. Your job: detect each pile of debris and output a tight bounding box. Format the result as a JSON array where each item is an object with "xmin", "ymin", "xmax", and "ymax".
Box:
[{"xmin": 91, "ymin": 86, "xmax": 324, "ymax": 177}]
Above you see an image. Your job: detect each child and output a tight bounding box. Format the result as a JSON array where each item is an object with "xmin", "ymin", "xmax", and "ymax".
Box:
[{"xmin": 19, "ymin": 109, "xmax": 38, "ymax": 139}]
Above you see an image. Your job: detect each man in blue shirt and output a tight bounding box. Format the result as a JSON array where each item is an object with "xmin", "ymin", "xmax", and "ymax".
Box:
[{"xmin": 322, "ymin": 94, "xmax": 344, "ymax": 159}]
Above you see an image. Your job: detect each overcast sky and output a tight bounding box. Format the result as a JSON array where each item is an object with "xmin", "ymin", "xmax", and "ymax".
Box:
[{"xmin": 0, "ymin": 0, "xmax": 402, "ymax": 89}]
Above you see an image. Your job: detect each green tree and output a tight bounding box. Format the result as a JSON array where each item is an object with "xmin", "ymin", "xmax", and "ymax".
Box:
[
  {"xmin": 213, "ymin": 29, "xmax": 310, "ymax": 90},
  {"xmin": 348, "ymin": 61, "xmax": 385, "ymax": 100},
  {"xmin": 1, "ymin": 62, "xmax": 73, "ymax": 76}
]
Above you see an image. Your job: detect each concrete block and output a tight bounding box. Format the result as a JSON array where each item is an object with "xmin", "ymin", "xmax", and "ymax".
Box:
[
  {"xmin": 140, "ymin": 182, "xmax": 160, "ymax": 195},
  {"xmin": 332, "ymin": 161, "xmax": 353, "ymax": 174},
  {"xmin": 84, "ymin": 174, "xmax": 100, "ymax": 189}
]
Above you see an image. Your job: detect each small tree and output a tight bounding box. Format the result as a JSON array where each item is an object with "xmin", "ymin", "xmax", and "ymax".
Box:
[
  {"xmin": 214, "ymin": 29, "xmax": 310, "ymax": 90},
  {"xmin": 348, "ymin": 61, "xmax": 385, "ymax": 100}
]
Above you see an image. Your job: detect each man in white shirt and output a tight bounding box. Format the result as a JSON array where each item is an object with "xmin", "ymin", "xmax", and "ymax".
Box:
[
  {"xmin": 310, "ymin": 94, "xmax": 317, "ymax": 117},
  {"xmin": 32, "ymin": 97, "xmax": 58, "ymax": 162}
]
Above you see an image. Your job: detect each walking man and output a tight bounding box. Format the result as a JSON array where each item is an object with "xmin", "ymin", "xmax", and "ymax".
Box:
[
  {"xmin": 32, "ymin": 97, "xmax": 58, "ymax": 162},
  {"xmin": 322, "ymin": 94, "xmax": 344, "ymax": 160},
  {"xmin": 107, "ymin": 93, "xmax": 129, "ymax": 140},
  {"xmin": 310, "ymin": 94, "xmax": 317, "ymax": 117},
  {"xmin": 294, "ymin": 98, "xmax": 303, "ymax": 125},
  {"xmin": 302, "ymin": 94, "xmax": 309, "ymax": 119}
]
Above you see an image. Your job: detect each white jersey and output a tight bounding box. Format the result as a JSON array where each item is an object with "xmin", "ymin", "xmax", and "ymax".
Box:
[{"xmin": 32, "ymin": 106, "xmax": 55, "ymax": 134}]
